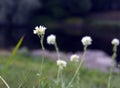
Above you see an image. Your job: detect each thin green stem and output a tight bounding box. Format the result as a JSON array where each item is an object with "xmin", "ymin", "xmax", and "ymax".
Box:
[
  {"xmin": 54, "ymin": 42, "xmax": 60, "ymax": 60},
  {"xmin": 18, "ymin": 81, "xmax": 24, "ymax": 88},
  {"xmin": 0, "ymin": 76, "xmax": 10, "ymax": 88},
  {"xmin": 76, "ymin": 62, "xmax": 80, "ymax": 87},
  {"xmin": 61, "ymin": 70, "xmax": 65, "ymax": 88},
  {"xmin": 66, "ymin": 45, "xmax": 87, "ymax": 88},
  {"xmin": 54, "ymin": 41, "xmax": 65, "ymax": 88},
  {"xmin": 57, "ymin": 68, "xmax": 65, "ymax": 88},
  {"xmin": 57, "ymin": 68, "xmax": 61, "ymax": 85},
  {"xmin": 107, "ymin": 45, "xmax": 117, "ymax": 88},
  {"xmin": 54, "ymin": 41, "xmax": 60, "ymax": 83},
  {"xmin": 40, "ymin": 35, "xmax": 45, "ymax": 75},
  {"xmin": 37, "ymin": 35, "xmax": 45, "ymax": 87}
]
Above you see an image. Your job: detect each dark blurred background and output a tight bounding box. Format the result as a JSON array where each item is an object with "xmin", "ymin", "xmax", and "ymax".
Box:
[{"xmin": 0, "ymin": 0, "xmax": 120, "ymax": 61}]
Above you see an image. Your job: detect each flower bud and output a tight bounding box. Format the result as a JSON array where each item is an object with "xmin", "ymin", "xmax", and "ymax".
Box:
[
  {"xmin": 70, "ymin": 54, "xmax": 79, "ymax": 62},
  {"xmin": 47, "ymin": 34, "xmax": 56, "ymax": 45},
  {"xmin": 111, "ymin": 38, "xmax": 119, "ymax": 46},
  {"xmin": 57, "ymin": 60, "xmax": 67, "ymax": 70},
  {"xmin": 81, "ymin": 36, "xmax": 92, "ymax": 46}
]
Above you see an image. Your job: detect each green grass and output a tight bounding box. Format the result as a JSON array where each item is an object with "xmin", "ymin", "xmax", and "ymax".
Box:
[{"xmin": 0, "ymin": 54, "xmax": 120, "ymax": 88}]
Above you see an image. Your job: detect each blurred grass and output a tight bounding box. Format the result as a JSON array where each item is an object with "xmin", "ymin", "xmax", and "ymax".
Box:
[
  {"xmin": 0, "ymin": 53, "xmax": 120, "ymax": 88},
  {"xmin": 0, "ymin": 54, "xmax": 56, "ymax": 88}
]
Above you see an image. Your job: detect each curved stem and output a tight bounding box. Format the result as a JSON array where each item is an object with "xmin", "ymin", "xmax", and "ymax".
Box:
[{"xmin": 66, "ymin": 45, "xmax": 87, "ymax": 88}]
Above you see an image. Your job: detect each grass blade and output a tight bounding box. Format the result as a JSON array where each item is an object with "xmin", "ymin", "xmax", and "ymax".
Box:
[{"xmin": 2, "ymin": 36, "xmax": 24, "ymax": 76}]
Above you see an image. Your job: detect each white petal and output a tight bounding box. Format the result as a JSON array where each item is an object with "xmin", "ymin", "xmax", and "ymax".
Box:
[
  {"xmin": 33, "ymin": 30, "xmax": 36, "ymax": 34},
  {"xmin": 35, "ymin": 26, "xmax": 39, "ymax": 30}
]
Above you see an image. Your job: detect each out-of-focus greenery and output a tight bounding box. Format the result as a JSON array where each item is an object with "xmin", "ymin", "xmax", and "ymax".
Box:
[{"xmin": 0, "ymin": 53, "xmax": 120, "ymax": 88}]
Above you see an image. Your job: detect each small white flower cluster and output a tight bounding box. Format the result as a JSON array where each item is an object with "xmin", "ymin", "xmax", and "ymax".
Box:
[
  {"xmin": 33, "ymin": 25, "xmax": 46, "ymax": 36},
  {"xmin": 57, "ymin": 59, "xmax": 67, "ymax": 70},
  {"xmin": 111, "ymin": 38, "xmax": 119, "ymax": 46},
  {"xmin": 70, "ymin": 54, "xmax": 79, "ymax": 62},
  {"xmin": 81, "ymin": 36, "xmax": 92, "ymax": 46},
  {"xmin": 47, "ymin": 34, "xmax": 56, "ymax": 45}
]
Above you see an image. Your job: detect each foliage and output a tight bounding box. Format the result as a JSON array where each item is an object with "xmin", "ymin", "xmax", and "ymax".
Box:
[{"xmin": 0, "ymin": 54, "xmax": 120, "ymax": 88}]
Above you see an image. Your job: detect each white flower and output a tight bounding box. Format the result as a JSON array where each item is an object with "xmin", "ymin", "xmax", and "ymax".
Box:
[
  {"xmin": 47, "ymin": 34, "xmax": 56, "ymax": 45},
  {"xmin": 81, "ymin": 36, "xmax": 92, "ymax": 46},
  {"xmin": 57, "ymin": 60, "xmax": 67, "ymax": 70},
  {"xmin": 70, "ymin": 54, "xmax": 79, "ymax": 62},
  {"xmin": 111, "ymin": 38, "xmax": 119, "ymax": 46},
  {"xmin": 33, "ymin": 25, "xmax": 46, "ymax": 36}
]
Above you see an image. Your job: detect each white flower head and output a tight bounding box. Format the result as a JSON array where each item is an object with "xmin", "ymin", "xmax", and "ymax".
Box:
[
  {"xmin": 47, "ymin": 34, "xmax": 56, "ymax": 45},
  {"xmin": 70, "ymin": 54, "xmax": 79, "ymax": 62},
  {"xmin": 81, "ymin": 36, "xmax": 92, "ymax": 46},
  {"xmin": 33, "ymin": 25, "xmax": 46, "ymax": 36},
  {"xmin": 57, "ymin": 60, "xmax": 67, "ymax": 70},
  {"xmin": 111, "ymin": 38, "xmax": 119, "ymax": 46}
]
